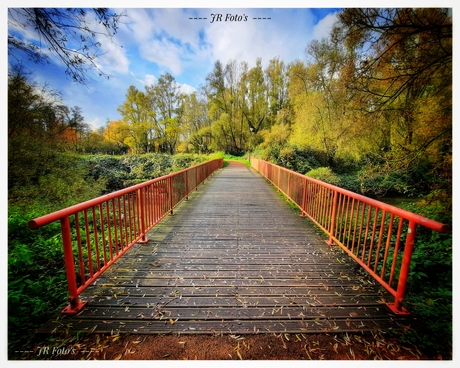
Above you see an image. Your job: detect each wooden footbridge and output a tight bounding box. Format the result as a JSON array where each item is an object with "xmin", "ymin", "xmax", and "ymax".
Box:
[{"xmin": 31, "ymin": 159, "xmax": 448, "ymax": 336}]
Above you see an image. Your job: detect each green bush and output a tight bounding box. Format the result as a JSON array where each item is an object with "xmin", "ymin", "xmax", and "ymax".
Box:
[
  {"xmin": 337, "ymin": 174, "xmax": 362, "ymax": 193},
  {"xmin": 84, "ymin": 153, "xmax": 208, "ymax": 192},
  {"xmin": 357, "ymin": 169, "xmax": 411, "ymax": 197},
  {"xmin": 8, "ymin": 208, "xmax": 68, "ymax": 353},
  {"xmin": 9, "ymin": 152, "xmax": 106, "ymax": 210},
  {"xmin": 258, "ymin": 145, "xmax": 325, "ymax": 173},
  {"xmin": 305, "ymin": 167, "xmax": 340, "ymax": 185},
  {"xmin": 395, "ymin": 201, "xmax": 452, "ymax": 358}
]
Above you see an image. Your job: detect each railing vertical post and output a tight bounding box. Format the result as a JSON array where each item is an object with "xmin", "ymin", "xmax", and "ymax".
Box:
[
  {"xmin": 300, "ymin": 177, "xmax": 308, "ymax": 217},
  {"xmin": 169, "ymin": 176, "xmax": 174, "ymax": 215},
  {"xmin": 60, "ymin": 216, "xmax": 87, "ymax": 314},
  {"xmin": 277, "ymin": 167, "xmax": 281, "ymax": 191},
  {"xmin": 185, "ymin": 170, "xmax": 189, "ymax": 200},
  {"xmin": 387, "ymin": 220, "xmax": 416, "ymax": 315},
  {"xmin": 326, "ymin": 190, "xmax": 339, "ymax": 246},
  {"xmin": 137, "ymin": 188, "xmax": 149, "ymax": 243},
  {"xmin": 287, "ymin": 172, "xmax": 291, "ymax": 199}
]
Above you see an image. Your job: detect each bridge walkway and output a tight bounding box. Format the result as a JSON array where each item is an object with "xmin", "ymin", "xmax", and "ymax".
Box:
[{"xmin": 38, "ymin": 162, "xmax": 410, "ymax": 335}]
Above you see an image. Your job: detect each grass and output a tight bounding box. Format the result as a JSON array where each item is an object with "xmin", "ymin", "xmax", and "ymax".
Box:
[{"xmin": 208, "ymin": 152, "xmax": 251, "ymax": 167}]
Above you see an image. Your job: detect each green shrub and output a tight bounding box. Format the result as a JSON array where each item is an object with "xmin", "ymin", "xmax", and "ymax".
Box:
[
  {"xmin": 305, "ymin": 167, "xmax": 340, "ymax": 185},
  {"xmin": 9, "ymin": 152, "xmax": 106, "ymax": 210},
  {"xmin": 208, "ymin": 151, "xmax": 226, "ymax": 160},
  {"xmin": 8, "ymin": 208, "xmax": 68, "ymax": 354},
  {"xmin": 395, "ymin": 201, "xmax": 452, "ymax": 358},
  {"xmin": 337, "ymin": 174, "xmax": 362, "ymax": 193},
  {"xmin": 84, "ymin": 153, "xmax": 208, "ymax": 192}
]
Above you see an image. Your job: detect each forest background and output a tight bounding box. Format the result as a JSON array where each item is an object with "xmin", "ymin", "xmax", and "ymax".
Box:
[{"xmin": 7, "ymin": 8, "xmax": 453, "ymax": 358}]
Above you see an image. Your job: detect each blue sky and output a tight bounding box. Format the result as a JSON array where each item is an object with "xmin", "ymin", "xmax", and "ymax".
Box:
[
  {"xmin": 6, "ymin": 1, "xmax": 456, "ymax": 131},
  {"xmin": 6, "ymin": 4, "xmax": 343, "ymax": 130}
]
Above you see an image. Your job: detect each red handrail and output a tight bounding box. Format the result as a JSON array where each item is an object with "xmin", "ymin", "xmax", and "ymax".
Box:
[
  {"xmin": 28, "ymin": 158, "xmax": 223, "ymax": 314},
  {"xmin": 251, "ymin": 158, "xmax": 450, "ymax": 314}
]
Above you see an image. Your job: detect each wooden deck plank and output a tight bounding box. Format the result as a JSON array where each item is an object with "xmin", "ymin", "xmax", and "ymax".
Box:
[
  {"xmin": 37, "ymin": 162, "xmax": 410, "ymax": 336},
  {"xmin": 60, "ymin": 305, "xmax": 394, "ymax": 320},
  {"xmin": 83, "ymin": 286, "xmax": 379, "ymax": 298},
  {"xmin": 38, "ymin": 318, "xmax": 408, "ymax": 335}
]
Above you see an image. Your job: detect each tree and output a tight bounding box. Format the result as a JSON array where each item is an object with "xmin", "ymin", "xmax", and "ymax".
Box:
[
  {"xmin": 104, "ymin": 120, "xmax": 131, "ymax": 153},
  {"xmin": 206, "ymin": 60, "xmax": 243, "ymax": 154},
  {"xmin": 205, "ymin": 59, "xmax": 273, "ymax": 155},
  {"xmin": 206, "ymin": 60, "xmax": 228, "ymax": 116},
  {"xmin": 334, "ymin": 8, "xmax": 452, "ymax": 202},
  {"xmin": 146, "ymin": 72, "xmax": 185, "ymax": 154},
  {"xmin": 288, "ymin": 39, "xmax": 362, "ymax": 166},
  {"xmin": 182, "ymin": 90, "xmax": 213, "ymax": 153},
  {"xmin": 334, "ymin": 8, "xmax": 452, "ymax": 109},
  {"xmin": 240, "ymin": 58, "xmax": 268, "ymax": 136},
  {"xmin": 117, "ymin": 85, "xmax": 155, "ymax": 154},
  {"xmin": 8, "ymin": 8, "xmax": 126, "ymax": 84},
  {"xmin": 265, "ymin": 57, "xmax": 290, "ymax": 126},
  {"xmin": 8, "ymin": 67, "xmax": 75, "ymax": 156},
  {"xmin": 8, "ymin": 68, "xmax": 107, "ymax": 205}
]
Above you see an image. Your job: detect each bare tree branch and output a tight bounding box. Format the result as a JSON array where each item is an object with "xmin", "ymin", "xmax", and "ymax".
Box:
[{"xmin": 8, "ymin": 8, "xmax": 127, "ymax": 85}]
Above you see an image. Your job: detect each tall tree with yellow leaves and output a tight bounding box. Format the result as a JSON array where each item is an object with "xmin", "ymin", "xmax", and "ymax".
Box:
[{"xmin": 334, "ymin": 8, "xmax": 452, "ymax": 203}]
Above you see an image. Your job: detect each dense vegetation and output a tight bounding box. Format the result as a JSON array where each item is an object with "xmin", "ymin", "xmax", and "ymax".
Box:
[{"xmin": 8, "ymin": 8, "xmax": 451, "ymax": 359}]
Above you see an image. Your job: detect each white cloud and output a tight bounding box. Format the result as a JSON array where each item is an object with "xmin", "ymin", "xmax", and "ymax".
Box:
[
  {"xmin": 120, "ymin": 9, "xmax": 205, "ymax": 75},
  {"xmin": 139, "ymin": 74, "xmax": 157, "ymax": 87},
  {"xmin": 118, "ymin": 8, "xmax": 213, "ymax": 76},
  {"xmin": 119, "ymin": 8, "xmax": 156, "ymax": 44},
  {"xmin": 313, "ymin": 12, "xmax": 338, "ymax": 40},
  {"xmin": 139, "ymin": 37, "xmax": 184, "ymax": 75},
  {"xmin": 96, "ymin": 40, "xmax": 130, "ymax": 75},
  {"xmin": 8, "ymin": 9, "xmax": 41, "ymax": 42},
  {"xmin": 136, "ymin": 74, "xmax": 196, "ymax": 94},
  {"xmin": 205, "ymin": 9, "xmax": 317, "ymax": 68},
  {"xmin": 179, "ymin": 83, "xmax": 196, "ymax": 94},
  {"xmin": 116, "ymin": 8, "xmax": 322, "ymax": 78},
  {"xmin": 87, "ymin": 117, "xmax": 102, "ymax": 130},
  {"xmin": 150, "ymin": 9, "xmax": 204, "ymax": 47}
]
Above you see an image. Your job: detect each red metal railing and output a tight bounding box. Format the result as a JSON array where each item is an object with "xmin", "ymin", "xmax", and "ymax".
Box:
[
  {"xmin": 251, "ymin": 158, "xmax": 449, "ymax": 315},
  {"xmin": 28, "ymin": 158, "xmax": 223, "ymax": 315}
]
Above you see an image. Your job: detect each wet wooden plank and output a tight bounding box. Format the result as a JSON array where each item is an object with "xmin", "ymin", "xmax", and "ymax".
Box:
[
  {"xmin": 38, "ymin": 317, "xmax": 408, "ymax": 335},
  {"xmin": 63, "ymin": 305, "xmax": 394, "ymax": 321}
]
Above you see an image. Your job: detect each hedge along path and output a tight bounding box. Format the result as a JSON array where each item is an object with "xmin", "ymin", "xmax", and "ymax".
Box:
[{"xmin": 37, "ymin": 161, "xmax": 412, "ymax": 336}]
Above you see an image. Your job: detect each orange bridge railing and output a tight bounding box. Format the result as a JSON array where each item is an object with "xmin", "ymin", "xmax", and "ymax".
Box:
[
  {"xmin": 28, "ymin": 158, "xmax": 223, "ymax": 314},
  {"xmin": 251, "ymin": 158, "xmax": 449, "ymax": 315}
]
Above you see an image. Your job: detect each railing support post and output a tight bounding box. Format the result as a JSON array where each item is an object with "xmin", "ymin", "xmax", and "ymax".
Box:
[
  {"xmin": 287, "ymin": 172, "xmax": 291, "ymax": 199},
  {"xmin": 300, "ymin": 177, "xmax": 308, "ymax": 217},
  {"xmin": 169, "ymin": 176, "xmax": 174, "ymax": 215},
  {"xmin": 326, "ymin": 190, "xmax": 338, "ymax": 246},
  {"xmin": 60, "ymin": 216, "xmax": 87, "ymax": 315},
  {"xmin": 387, "ymin": 220, "xmax": 416, "ymax": 315},
  {"xmin": 137, "ymin": 188, "xmax": 149, "ymax": 243},
  {"xmin": 277, "ymin": 167, "xmax": 281, "ymax": 191},
  {"xmin": 185, "ymin": 170, "xmax": 189, "ymax": 201}
]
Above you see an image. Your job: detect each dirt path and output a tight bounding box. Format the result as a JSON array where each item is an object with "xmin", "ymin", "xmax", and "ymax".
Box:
[{"xmin": 13, "ymin": 331, "xmax": 433, "ymax": 360}]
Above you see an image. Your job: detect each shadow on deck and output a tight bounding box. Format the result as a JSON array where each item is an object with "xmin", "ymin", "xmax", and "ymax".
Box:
[{"xmin": 37, "ymin": 162, "xmax": 412, "ymax": 335}]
